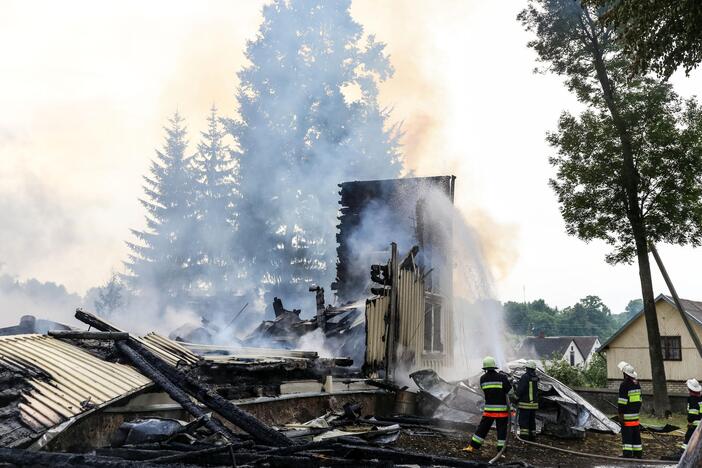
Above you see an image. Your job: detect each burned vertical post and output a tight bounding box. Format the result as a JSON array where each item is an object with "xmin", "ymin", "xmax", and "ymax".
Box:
[{"xmin": 385, "ymin": 242, "xmax": 400, "ymax": 380}]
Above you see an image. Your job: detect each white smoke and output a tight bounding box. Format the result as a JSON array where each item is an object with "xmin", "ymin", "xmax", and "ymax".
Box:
[{"xmin": 421, "ymin": 187, "xmax": 507, "ymax": 380}]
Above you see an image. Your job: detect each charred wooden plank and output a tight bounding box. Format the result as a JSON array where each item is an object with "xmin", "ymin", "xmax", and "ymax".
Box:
[
  {"xmin": 114, "ymin": 341, "xmax": 237, "ymax": 442},
  {"xmin": 147, "ymin": 440, "xmax": 253, "ymax": 464},
  {"xmin": 48, "ymin": 331, "xmax": 130, "ymax": 341},
  {"xmin": 125, "ymin": 339, "xmax": 293, "ymax": 447},
  {"xmin": 0, "ymin": 447, "xmax": 191, "ymax": 467},
  {"xmin": 332, "ymin": 443, "xmax": 495, "ymax": 467},
  {"xmin": 74, "ymin": 309, "xmax": 293, "ymax": 448}
]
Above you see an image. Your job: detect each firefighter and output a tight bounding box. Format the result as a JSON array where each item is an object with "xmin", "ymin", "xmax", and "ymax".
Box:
[
  {"xmin": 462, "ymin": 356, "xmax": 511, "ymax": 453},
  {"xmin": 683, "ymin": 378, "xmax": 702, "ymax": 450},
  {"xmin": 515, "ymin": 359, "xmax": 539, "ymax": 441},
  {"xmin": 618, "ymin": 364, "xmax": 642, "ymax": 458}
]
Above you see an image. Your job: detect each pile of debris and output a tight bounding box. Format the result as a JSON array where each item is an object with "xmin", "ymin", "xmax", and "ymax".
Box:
[
  {"xmin": 0, "ymin": 310, "xmax": 531, "ymax": 467},
  {"xmin": 410, "ymin": 364, "xmax": 619, "ymax": 439}
]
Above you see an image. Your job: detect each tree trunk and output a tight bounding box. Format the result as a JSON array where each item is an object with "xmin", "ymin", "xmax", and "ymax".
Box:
[
  {"xmin": 583, "ymin": 12, "xmax": 670, "ymax": 414},
  {"xmin": 633, "ymin": 235, "xmax": 671, "ymax": 415}
]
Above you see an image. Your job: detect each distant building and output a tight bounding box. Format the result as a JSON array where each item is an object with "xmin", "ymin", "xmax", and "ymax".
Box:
[
  {"xmin": 573, "ymin": 336, "xmax": 601, "ymax": 364},
  {"xmin": 599, "ymin": 294, "xmax": 702, "ymax": 393},
  {"xmin": 516, "ymin": 334, "xmax": 591, "ymax": 368}
]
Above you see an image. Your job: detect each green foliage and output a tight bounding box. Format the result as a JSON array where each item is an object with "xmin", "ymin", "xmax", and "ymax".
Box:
[
  {"xmin": 544, "ymin": 353, "xmax": 586, "ymax": 387},
  {"xmin": 504, "ymin": 296, "xmax": 625, "ymax": 340},
  {"xmin": 582, "ymin": 352, "xmax": 607, "ymax": 387},
  {"xmin": 547, "ymin": 81, "xmax": 702, "ymax": 264},
  {"xmin": 591, "ymin": 0, "xmax": 702, "ymax": 78},
  {"xmin": 544, "ymin": 352, "xmax": 607, "ymax": 388},
  {"xmin": 559, "ymin": 295, "xmax": 616, "ymax": 338},
  {"xmin": 520, "ymin": 1, "xmax": 702, "ymax": 265}
]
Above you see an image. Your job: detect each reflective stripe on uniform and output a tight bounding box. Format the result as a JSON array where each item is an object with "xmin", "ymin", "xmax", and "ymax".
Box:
[
  {"xmin": 484, "ymin": 405, "xmax": 508, "ymax": 412},
  {"xmin": 628, "ymin": 389, "xmax": 641, "ymax": 403},
  {"xmin": 471, "ymin": 434, "xmax": 484, "ymax": 445},
  {"xmin": 497, "ymin": 439, "xmax": 506, "ymax": 447},
  {"xmin": 617, "ymin": 398, "xmax": 628, "ymax": 404},
  {"xmin": 631, "ymin": 444, "xmax": 642, "ymax": 452},
  {"xmin": 688, "ymin": 406, "xmax": 699, "ymax": 415},
  {"xmin": 622, "ymin": 444, "xmax": 632, "ymax": 451},
  {"xmin": 481, "ymin": 382, "xmax": 503, "ymax": 390},
  {"xmin": 518, "ymin": 402, "xmax": 538, "ymax": 409},
  {"xmin": 682, "ymin": 443, "xmax": 688, "ymax": 449},
  {"xmin": 693, "ymin": 420, "xmax": 700, "ymax": 426},
  {"xmin": 623, "ymin": 413, "xmax": 639, "ymax": 420},
  {"xmin": 528, "ymin": 381, "xmax": 534, "ymax": 402},
  {"xmin": 483, "ymin": 411, "xmax": 509, "ymax": 418}
]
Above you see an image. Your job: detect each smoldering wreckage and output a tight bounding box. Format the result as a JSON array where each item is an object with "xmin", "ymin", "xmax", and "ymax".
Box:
[{"xmin": 0, "ymin": 176, "xmax": 691, "ymax": 467}]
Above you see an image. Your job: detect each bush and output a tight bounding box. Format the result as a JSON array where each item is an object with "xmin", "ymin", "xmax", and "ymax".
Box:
[
  {"xmin": 544, "ymin": 355, "xmax": 586, "ymax": 387},
  {"xmin": 582, "ymin": 353, "xmax": 607, "ymax": 387},
  {"xmin": 544, "ymin": 352, "xmax": 608, "ymax": 388}
]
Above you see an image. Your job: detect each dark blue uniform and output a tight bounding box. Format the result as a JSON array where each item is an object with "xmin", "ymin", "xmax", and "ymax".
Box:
[
  {"xmin": 469, "ymin": 370, "xmax": 512, "ymax": 450},
  {"xmin": 515, "ymin": 368, "xmax": 539, "ymax": 441},
  {"xmin": 618, "ymin": 376, "xmax": 642, "ymax": 458}
]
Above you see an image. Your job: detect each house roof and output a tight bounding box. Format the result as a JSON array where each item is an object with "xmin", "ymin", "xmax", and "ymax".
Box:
[
  {"xmin": 0, "ymin": 334, "xmax": 151, "ymax": 445},
  {"xmin": 573, "ymin": 336, "xmax": 599, "ymax": 356},
  {"xmin": 517, "ymin": 336, "xmax": 581, "ymax": 360},
  {"xmin": 599, "ymin": 294, "xmax": 702, "ymax": 351}
]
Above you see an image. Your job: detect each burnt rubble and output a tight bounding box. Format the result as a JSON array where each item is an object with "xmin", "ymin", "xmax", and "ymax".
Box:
[{"xmin": 0, "ymin": 310, "xmax": 530, "ymax": 467}]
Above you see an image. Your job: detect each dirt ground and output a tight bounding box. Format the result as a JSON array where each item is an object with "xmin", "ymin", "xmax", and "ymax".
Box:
[{"xmin": 396, "ymin": 428, "xmax": 684, "ymax": 467}]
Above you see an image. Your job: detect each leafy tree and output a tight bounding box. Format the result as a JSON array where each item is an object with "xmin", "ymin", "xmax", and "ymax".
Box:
[
  {"xmin": 504, "ymin": 299, "xmax": 559, "ymax": 335},
  {"xmin": 93, "ymin": 273, "xmax": 127, "ymax": 318},
  {"xmin": 544, "ymin": 353, "xmax": 586, "ymax": 387},
  {"xmin": 227, "ymin": 0, "xmax": 402, "ymax": 308},
  {"xmin": 125, "ymin": 113, "xmax": 198, "ymax": 311},
  {"xmin": 558, "ymin": 295, "xmax": 616, "ymax": 339},
  {"xmin": 520, "ymin": 0, "xmax": 702, "ymax": 414},
  {"xmin": 191, "ymin": 106, "xmax": 239, "ymax": 296},
  {"xmin": 590, "ymin": 0, "xmax": 702, "ymax": 78},
  {"xmin": 583, "ymin": 352, "xmax": 607, "ymax": 387}
]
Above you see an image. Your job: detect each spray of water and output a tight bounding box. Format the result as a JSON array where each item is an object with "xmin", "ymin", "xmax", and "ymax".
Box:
[{"xmin": 422, "ymin": 188, "xmax": 507, "ymax": 380}]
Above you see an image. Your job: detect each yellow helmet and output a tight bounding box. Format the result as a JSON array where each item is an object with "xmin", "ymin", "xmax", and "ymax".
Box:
[{"xmin": 482, "ymin": 356, "xmax": 497, "ymax": 369}]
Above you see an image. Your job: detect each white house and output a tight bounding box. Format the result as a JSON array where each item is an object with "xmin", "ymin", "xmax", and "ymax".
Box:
[{"xmin": 516, "ymin": 335, "xmax": 588, "ymax": 368}]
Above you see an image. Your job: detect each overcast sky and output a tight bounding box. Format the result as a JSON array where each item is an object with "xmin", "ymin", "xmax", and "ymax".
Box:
[{"xmin": 1, "ymin": 0, "xmax": 702, "ymax": 315}]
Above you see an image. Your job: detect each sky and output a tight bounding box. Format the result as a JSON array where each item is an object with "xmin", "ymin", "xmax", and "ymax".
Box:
[{"xmin": 1, "ymin": 0, "xmax": 702, "ymax": 316}]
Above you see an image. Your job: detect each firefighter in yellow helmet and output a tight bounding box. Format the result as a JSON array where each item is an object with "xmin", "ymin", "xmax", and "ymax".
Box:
[
  {"xmin": 515, "ymin": 360, "xmax": 539, "ymax": 441},
  {"xmin": 463, "ymin": 356, "xmax": 511, "ymax": 453}
]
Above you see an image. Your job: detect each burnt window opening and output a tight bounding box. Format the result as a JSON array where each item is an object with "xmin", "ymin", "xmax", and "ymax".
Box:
[
  {"xmin": 424, "ymin": 298, "xmax": 443, "ymax": 353},
  {"xmin": 661, "ymin": 336, "xmax": 682, "ymax": 361}
]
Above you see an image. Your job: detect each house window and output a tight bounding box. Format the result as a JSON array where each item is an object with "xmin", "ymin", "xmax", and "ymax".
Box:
[
  {"xmin": 661, "ymin": 336, "xmax": 682, "ymax": 361},
  {"xmin": 569, "ymin": 346, "xmax": 575, "ymax": 366},
  {"xmin": 423, "ymin": 300, "xmax": 443, "ymax": 353}
]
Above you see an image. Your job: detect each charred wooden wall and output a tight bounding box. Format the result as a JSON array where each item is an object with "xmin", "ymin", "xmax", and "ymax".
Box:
[{"xmin": 333, "ymin": 176, "xmax": 456, "ymax": 303}]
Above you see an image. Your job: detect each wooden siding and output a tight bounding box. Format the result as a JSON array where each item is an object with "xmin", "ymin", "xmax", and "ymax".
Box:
[
  {"xmin": 605, "ymin": 300, "xmax": 702, "ymax": 381},
  {"xmin": 363, "ymin": 267, "xmax": 453, "ymax": 375}
]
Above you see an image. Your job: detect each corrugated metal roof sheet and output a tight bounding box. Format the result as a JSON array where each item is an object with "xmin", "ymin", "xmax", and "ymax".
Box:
[
  {"xmin": 0, "ymin": 334, "xmax": 152, "ymax": 432},
  {"xmin": 138, "ymin": 333, "xmax": 200, "ymax": 366}
]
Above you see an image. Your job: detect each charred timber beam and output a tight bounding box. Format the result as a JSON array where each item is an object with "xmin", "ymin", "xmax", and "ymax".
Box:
[
  {"xmin": 75, "ymin": 309, "xmax": 293, "ymax": 447},
  {"xmin": 148, "ymin": 441, "xmax": 254, "ymax": 464},
  {"xmin": 128, "ymin": 339, "xmax": 293, "ymax": 447},
  {"xmin": 75, "ymin": 309, "xmax": 121, "ymax": 332},
  {"xmin": 114, "ymin": 341, "xmax": 237, "ymax": 441},
  {"xmin": 0, "ymin": 447, "xmax": 191, "ymax": 468},
  {"xmin": 332, "ymin": 443, "xmax": 494, "ymax": 467},
  {"xmin": 48, "ymin": 331, "xmax": 130, "ymax": 341}
]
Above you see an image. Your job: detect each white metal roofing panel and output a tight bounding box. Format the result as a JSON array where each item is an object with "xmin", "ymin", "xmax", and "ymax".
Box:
[{"xmin": 0, "ymin": 334, "xmax": 151, "ymax": 432}]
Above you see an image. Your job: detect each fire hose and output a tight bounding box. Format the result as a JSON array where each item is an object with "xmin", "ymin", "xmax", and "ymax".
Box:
[
  {"xmin": 488, "ymin": 406, "xmax": 512, "ymax": 464},
  {"xmin": 512, "ymin": 425, "xmax": 672, "ymax": 465}
]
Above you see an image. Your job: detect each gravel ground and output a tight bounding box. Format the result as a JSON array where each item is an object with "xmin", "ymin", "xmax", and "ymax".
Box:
[{"xmin": 395, "ymin": 427, "xmax": 684, "ymax": 467}]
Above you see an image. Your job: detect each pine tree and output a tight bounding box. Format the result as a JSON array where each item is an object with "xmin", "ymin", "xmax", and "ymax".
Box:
[
  {"xmin": 192, "ymin": 105, "xmax": 239, "ymax": 296},
  {"xmin": 228, "ymin": 0, "xmax": 402, "ymax": 306},
  {"xmin": 125, "ymin": 113, "xmax": 197, "ymax": 310}
]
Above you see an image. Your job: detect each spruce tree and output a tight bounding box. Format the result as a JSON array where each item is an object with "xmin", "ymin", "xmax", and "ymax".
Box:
[
  {"xmin": 228, "ymin": 0, "xmax": 402, "ymax": 307},
  {"xmin": 192, "ymin": 106, "xmax": 239, "ymax": 296},
  {"xmin": 125, "ymin": 113, "xmax": 197, "ymax": 310}
]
